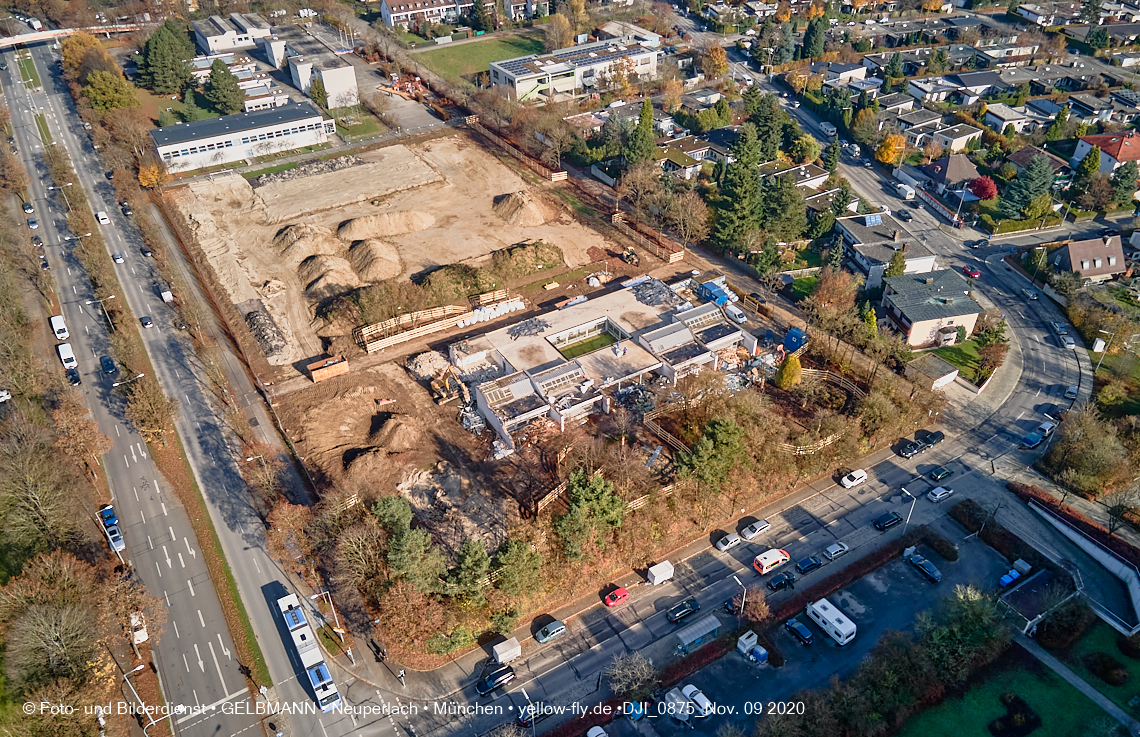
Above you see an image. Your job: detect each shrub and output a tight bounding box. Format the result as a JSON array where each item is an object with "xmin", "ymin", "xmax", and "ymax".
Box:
[
  {"xmin": 1117, "ymin": 634, "xmax": 1140, "ymax": 660},
  {"xmin": 925, "ymin": 531, "xmax": 960, "ymax": 561},
  {"xmin": 1036, "ymin": 597, "xmax": 1096, "ymax": 651},
  {"xmin": 1083, "ymin": 651, "xmax": 1130, "ymax": 686},
  {"xmin": 949, "ymin": 498, "xmax": 1057, "ymax": 576}
]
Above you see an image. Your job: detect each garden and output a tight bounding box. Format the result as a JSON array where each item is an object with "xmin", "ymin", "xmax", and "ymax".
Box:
[{"xmin": 1059, "ymin": 620, "xmax": 1140, "ymax": 716}]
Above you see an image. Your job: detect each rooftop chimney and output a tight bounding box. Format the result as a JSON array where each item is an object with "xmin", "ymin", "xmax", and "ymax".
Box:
[
  {"xmin": 902, "ymin": 242, "xmax": 909, "ymax": 253},
  {"xmin": 893, "ymin": 230, "xmax": 900, "ymax": 241}
]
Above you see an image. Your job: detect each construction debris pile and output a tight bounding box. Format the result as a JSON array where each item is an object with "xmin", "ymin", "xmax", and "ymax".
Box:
[
  {"xmin": 254, "ymin": 155, "xmax": 365, "ymax": 187},
  {"xmin": 406, "ymin": 351, "xmax": 452, "ymax": 381},
  {"xmin": 459, "ymin": 403, "xmax": 486, "ymax": 434},
  {"xmin": 507, "ymin": 318, "xmax": 551, "ymax": 340},
  {"xmin": 615, "ymin": 384, "xmax": 655, "ymax": 412},
  {"xmin": 458, "ymin": 300, "xmax": 526, "ymax": 328},
  {"xmin": 244, "ymin": 308, "xmax": 287, "ymax": 358},
  {"xmin": 457, "ymin": 361, "xmax": 505, "ymax": 386},
  {"xmin": 632, "ymin": 279, "xmax": 684, "ymax": 308}
]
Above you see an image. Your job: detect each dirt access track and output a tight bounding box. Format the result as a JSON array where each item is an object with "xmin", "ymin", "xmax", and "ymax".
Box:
[{"xmin": 166, "ymin": 130, "xmax": 618, "ymax": 373}]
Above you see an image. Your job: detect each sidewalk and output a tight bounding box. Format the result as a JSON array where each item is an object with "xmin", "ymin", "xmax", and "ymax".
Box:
[{"xmin": 1018, "ymin": 635, "xmax": 1140, "ymax": 735}]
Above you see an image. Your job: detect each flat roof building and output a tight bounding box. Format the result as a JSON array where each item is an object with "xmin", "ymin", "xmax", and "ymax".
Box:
[
  {"xmin": 192, "ymin": 13, "xmax": 272, "ymax": 54},
  {"xmin": 489, "ymin": 39, "xmax": 660, "ymax": 103},
  {"xmin": 261, "ymin": 27, "xmax": 359, "ymax": 108},
  {"xmin": 151, "ymin": 101, "xmax": 333, "ymax": 173}
]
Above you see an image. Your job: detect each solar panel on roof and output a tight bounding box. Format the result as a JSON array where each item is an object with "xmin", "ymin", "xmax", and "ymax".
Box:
[{"xmin": 866, "ymin": 213, "xmax": 882, "ymax": 226}]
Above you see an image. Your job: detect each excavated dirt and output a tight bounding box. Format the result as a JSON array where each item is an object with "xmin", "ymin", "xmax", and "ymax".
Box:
[{"xmin": 167, "ymin": 131, "xmax": 616, "ymax": 373}]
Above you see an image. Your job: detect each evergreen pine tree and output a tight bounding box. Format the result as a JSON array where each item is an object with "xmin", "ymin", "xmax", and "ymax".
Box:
[
  {"xmin": 472, "ymin": 0, "xmax": 494, "ymax": 31},
  {"xmin": 140, "ymin": 25, "xmax": 192, "ymax": 95},
  {"xmin": 884, "ymin": 248, "xmax": 906, "ymax": 277},
  {"xmin": 1001, "ymin": 153, "xmax": 1055, "ymax": 218},
  {"xmin": 181, "ymin": 86, "xmax": 205, "ymax": 122},
  {"xmin": 762, "ymin": 174, "xmax": 808, "ymax": 241},
  {"xmin": 885, "ymin": 52, "xmax": 904, "ymax": 79},
  {"xmin": 1073, "ymin": 146, "xmax": 1101, "ymax": 190},
  {"xmin": 742, "ymin": 84, "xmax": 762, "ymax": 119},
  {"xmin": 1045, "ymin": 105, "xmax": 1069, "ymax": 141},
  {"xmin": 831, "ymin": 179, "xmax": 853, "ymax": 218},
  {"xmin": 623, "ymin": 99, "xmax": 657, "ymax": 165},
  {"xmin": 1111, "ymin": 160, "xmax": 1139, "ymax": 206},
  {"xmin": 713, "ymin": 124, "xmax": 763, "ymax": 250},
  {"xmin": 824, "ymin": 139, "xmax": 840, "ymax": 174},
  {"xmin": 802, "ymin": 18, "xmax": 826, "ymax": 59},
  {"xmin": 777, "ymin": 21, "xmax": 796, "ymax": 64},
  {"xmin": 204, "ymin": 59, "xmax": 244, "ymax": 115},
  {"xmin": 309, "ymin": 76, "xmax": 328, "ymax": 109},
  {"xmin": 827, "ymin": 239, "xmax": 844, "ymax": 269},
  {"xmin": 751, "ymin": 94, "xmax": 781, "ymax": 161}
]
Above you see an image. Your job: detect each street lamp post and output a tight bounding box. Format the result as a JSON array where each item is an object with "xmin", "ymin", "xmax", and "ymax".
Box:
[
  {"xmin": 1030, "ymin": 245, "xmax": 1046, "ymax": 285},
  {"xmin": 112, "ymin": 372, "xmax": 145, "ymax": 388},
  {"xmin": 67, "ymin": 231, "xmax": 92, "ymax": 253},
  {"xmin": 1094, "ymin": 329, "xmax": 1116, "ymax": 376},
  {"xmin": 122, "ymin": 663, "xmax": 168, "ymax": 736},
  {"xmin": 309, "ymin": 590, "xmax": 344, "ymax": 643},
  {"xmin": 85, "ymin": 294, "xmax": 115, "ymax": 331},
  {"xmin": 47, "ymin": 182, "xmax": 73, "ymax": 211},
  {"xmin": 732, "ymin": 574, "xmax": 746, "ymax": 618},
  {"xmin": 901, "ymin": 488, "xmax": 918, "ymax": 534}
]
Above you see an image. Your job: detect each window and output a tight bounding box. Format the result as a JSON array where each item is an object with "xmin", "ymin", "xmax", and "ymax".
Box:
[
  {"xmin": 241, "ymin": 137, "xmax": 250, "ymax": 144},
  {"xmin": 1109, "ymin": 256, "xmax": 1117, "ymax": 266},
  {"xmin": 259, "ymin": 133, "xmax": 267, "ymax": 140},
  {"xmin": 1094, "ymin": 258, "xmax": 1102, "ymax": 268},
  {"xmin": 1081, "ymin": 259, "xmax": 1090, "ymax": 269},
  {"xmin": 181, "ymin": 149, "xmax": 189, "ymax": 156},
  {"xmin": 225, "ymin": 141, "xmax": 233, "ymax": 147}
]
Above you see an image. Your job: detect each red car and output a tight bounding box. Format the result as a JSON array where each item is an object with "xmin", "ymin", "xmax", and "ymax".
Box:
[
  {"xmin": 604, "ymin": 587, "xmax": 630, "ymax": 607},
  {"xmin": 962, "ymin": 265, "xmax": 981, "ymax": 278}
]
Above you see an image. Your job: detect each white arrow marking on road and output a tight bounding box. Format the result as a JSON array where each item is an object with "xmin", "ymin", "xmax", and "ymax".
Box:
[
  {"xmin": 182, "ymin": 654, "xmax": 189, "ymax": 672},
  {"xmin": 208, "ymin": 641, "xmax": 227, "ymax": 690},
  {"xmin": 178, "ymin": 553, "xmax": 185, "ymax": 568},
  {"xmin": 193, "ymin": 644, "xmax": 205, "ymax": 672},
  {"xmin": 173, "ymin": 620, "xmax": 179, "ymax": 638},
  {"xmin": 198, "ymin": 610, "xmax": 205, "ymax": 627},
  {"xmin": 130, "ymin": 446, "xmax": 137, "ymax": 463},
  {"xmin": 185, "ymin": 538, "xmax": 196, "ymax": 558},
  {"xmin": 217, "ymin": 634, "xmax": 230, "ymax": 659},
  {"xmin": 138, "ymin": 444, "xmax": 147, "ymax": 459},
  {"xmin": 187, "ymin": 578, "xmax": 195, "ymax": 596},
  {"xmin": 162, "ymin": 546, "xmax": 171, "ymax": 568}
]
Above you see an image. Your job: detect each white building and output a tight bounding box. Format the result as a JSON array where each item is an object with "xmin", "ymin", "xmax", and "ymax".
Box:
[
  {"xmin": 192, "ymin": 13, "xmax": 272, "ymax": 54},
  {"xmin": 151, "ymin": 102, "xmax": 334, "ymax": 173},
  {"xmin": 490, "ymin": 39, "xmax": 660, "ymax": 102},
  {"xmin": 379, "ymin": 0, "xmax": 497, "ymax": 29},
  {"xmin": 261, "ymin": 28, "xmax": 359, "ymax": 109}
]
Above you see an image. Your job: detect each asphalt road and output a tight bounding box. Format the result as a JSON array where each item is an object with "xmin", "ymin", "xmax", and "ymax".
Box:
[{"xmin": 2, "ymin": 40, "xmax": 258, "ymax": 737}]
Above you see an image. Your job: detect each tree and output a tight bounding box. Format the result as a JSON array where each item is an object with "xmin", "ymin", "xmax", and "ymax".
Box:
[
  {"xmin": 662, "ymin": 77, "xmax": 683, "ymax": 113},
  {"xmin": 762, "ymin": 174, "xmax": 808, "ymax": 240},
  {"xmin": 669, "ymin": 190, "xmax": 710, "ymax": 248},
  {"xmin": 790, "ymin": 133, "xmax": 822, "ymax": 163},
  {"xmin": 713, "ymin": 124, "xmax": 763, "ymax": 249},
  {"xmin": 777, "ymin": 20, "xmax": 796, "ymax": 63},
  {"xmin": 969, "ymin": 175, "xmax": 998, "ymax": 200},
  {"xmin": 826, "ymin": 238, "xmax": 845, "ymax": 268},
  {"xmin": 1024, "ymin": 192, "xmax": 1054, "ymax": 220},
  {"xmin": 545, "ymin": 13, "xmax": 573, "ymax": 51},
  {"xmin": 1088, "ymin": 27, "xmax": 1110, "ymax": 49},
  {"xmin": 204, "ymin": 59, "xmax": 244, "ymax": 115},
  {"xmin": 82, "ymin": 71, "xmax": 140, "ymax": 113},
  {"xmin": 449, "ymin": 539, "xmax": 490, "ymax": 603},
  {"xmin": 1111, "ymin": 160, "xmax": 1139, "ymax": 206},
  {"xmin": 181, "ymin": 87, "xmax": 206, "ymax": 122},
  {"xmin": 929, "ymin": 47, "xmax": 949, "ymax": 74},
  {"xmin": 1001, "ymin": 153, "xmax": 1054, "ymax": 218},
  {"xmin": 922, "ymin": 0, "xmax": 943, "ymax": 9},
  {"xmin": 775, "ymin": 354, "xmax": 803, "ymax": 389},
  {"xmin": 51, "ymin": 396, "xmax": 112, "ymax": 479},
  {"xmin": 125, "ymin": 378, "xmax": 179, "ymax": 446},
  {"xmin": 885, "ymin": 247, "xmax": 906, "ymax": 277},
  {"xmin": 623, "ymin": 99, "xmax": 657, "ymax": 165},
  {"xmin": 885, "ymin": 52, "xmax": 904, "ymax": 80},
  {"xmin": 493, "ymin": 538, "xmax": 544, "ymax": 599},
  {"xmin": 604, "ymin": 652, "xmax": 658, "ymax": 700},
  {"xmin": 750, "ymin": 93, "xmax": 782, "ymax": 161},
  {"xmin": 1045, "ymin": 406, "xmax": 1130, "ymax": 496},
  {"xmin": 809, "ymin": 210, "xmax": 836, "ymax": 239},
  {"xmin": 1074, "ymin": 146, "xmax": 1102, "ymax": 190},
  {"xmin": 1081, "ymin": 0, "xmax": 1103, "ymax": 24},
  {"xmin": 802, "ymin": 17, "xmax": 826, "ymax": 59},
  {"xmin": 702, "ymin": 45, "xmax": 729, "ymax": 79},
  {"xmin": 139, "ymin": 24, "xmax": 193, "ymax": 94},
  {"xmin": 922, "ymin": 139, "xmax": 944, "ymax": 164},
  {"xmin": 308, "ymin": 77, "xmax": 328, "ymax": 109},
  {"xmin": 472, "ymin": 0, "xmax": 495, "ymax": 31},
  {"xmin": 61, "ymin": 33, "xmax": 107, "ymax": 81},
  {"xmin": 863, "ymin": 305, "xmax": 879, "ymax": 339},
  {"xmin": 1045, "ymin": 105, "xmax": 1069, "ymax": 141},
  {"xmin": 616, "ymin": 160, "xmax": 664, "ymax": 219},
  {"xmin": 831, "ymin": 179, "xmax": 854, "ymax": 217},
  {"xmin": 875, "ymin": 133, "xmax": 906, "ymax": 165},
  {"xmin": 677, "ymin": 418, "xmax": 749, "ymax": 500},
  {"xmin": 1079, "ymin": 176, "xmax": 1116, "ymax": 211},
  {"xmin": 568, "ymin": 0, "xmax": 587, "ymax": 28},
  {"xmin": 850, "ymin": 108, "xmax": 877, "ymax": 145}
]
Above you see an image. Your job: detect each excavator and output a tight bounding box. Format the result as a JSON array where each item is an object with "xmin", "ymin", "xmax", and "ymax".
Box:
[{"xmin": 430, "ymin": 366, "xmax": 471, "ymax": 406}]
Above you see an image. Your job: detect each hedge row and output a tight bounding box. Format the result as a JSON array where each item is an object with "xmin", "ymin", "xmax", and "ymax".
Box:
[{"xmin": 949, "ymin": 497, "xmax": 1054, "ymax": 575}]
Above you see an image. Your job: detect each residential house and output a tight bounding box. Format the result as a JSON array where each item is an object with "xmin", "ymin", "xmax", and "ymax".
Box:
[
  {"xmin": 921, "ymin": 154, "xmax": 979, "ymax": 195},
  {"xmin": 1005, "ymin": 145, "xmax": 1073, "ymax": 186},
  {"xmin": 976, "ymin": 44, "xmax": 1040, "ymax": 68},
  {"xmin": 1111, "ymin": 88, "xmax": 1140, "ymax": 125},
  {"xmin": 758, "ymin": 161, "xmax": 830, "ymax": 189},
  {"xmin": 811, "ymin": 61, "xmax": 868, "ymax": 83},
  {"xmin": 1016, "ymin": 3, "xmax": 1054, "ymax": 24},
  {"xmin": 881, "ymin": 270, "xmax": 985, "ymax": 347},
  {"xmin": 804, "ymin": 188, "xmax": 859, "ymax": 215},
  {"xmin": 905, "ymin": 353, "xmax": 960, "ymax": 390},
  {"xmin": 743, "ymin": 0, "xmax": 780, "ymax": 17},
  {"xmin": 1066, "ymin": 22, "xmax": 1140, "ymax": 47},
  {"xmin": 907, "ymin": 76, "xmax": 961, "ymax": 103},
  {"xmin": 1069, "ymin": 131, "xmax": 1140, "ymax": 175},
  {"xmin": 608, "ymin": 101, "xmax": 676, "ymax": 135},
  {"xmin": 897, "ymin": 108, "xmax": 943, "ymax": 147},
  {"xmin": 948, "ymin": 70, "xmax": 1009, "ymax": 103},
  {"xmin": 379, "ymin": 0, "xmax": 494, "ymax": 28},
  {"xmin": 983, "ymin": 103, "xmax": 1030, "ymax": 133},
  {"xmin": 1051, "ymin": 236, "xmax": 1128, "ymax": 283},
  {"xmin": 1068, "ymin": 93, "xmax": 1114, "ymax": 124},
  {"xmin": 876, "ymin": 92, "xmax": 917, "ymax": 112},
  {"xmin": 656, "ymin": 146, "xmax": 702, "ymax": 179},
  {"xmin": 835, "ymin": 212, "xmax": 938, "ymax": 289},
  {"xmin": 488, "ymin": 40, "xmax": 660, "ymax": 102},
  {"xmin": 1026, "ymin": 97, "xmax": 1064, "ymax": 118},
  {"xmin": 932, "ymin": 124, "xmax": 983, "ymax": 153}
]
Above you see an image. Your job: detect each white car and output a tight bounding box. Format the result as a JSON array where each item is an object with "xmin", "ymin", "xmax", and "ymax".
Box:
[
  {"xmin": 0, "ymin": 389, "xmax": 10, "ymax": 403},
  {"xmin": 824, "ymin": 542, "xmax": 850, "ymax": 560},
  {"xmin": 681, "ymin": 684, "xmax": 713, "ymax": 717},
  {"xmin": 840, "ymin": 469, "xmax": 868, "ymax": 488},
  {"xmin": 586, "ymin": 728, "xmax": 609, "ymax": 737},
  {"xmin": 112, "ymin": 253, "xmax": 124, "ymax": 264},
  {"xmin": 715, "ymin": 533, "xmax": 742, "ymax": 552},
  {"xmin": 927, "ymin": 486, "xmax": 954, "ymax": 503},
  {"xmin": 1064, "ymin": 385, "xmax": 1078, "ymax": 400},
  {"xmin": 740, "ymin": 519, "xmax": 771, "ymax": 540},
  {"xmin": 724, "ymin": 304, "xmax": 747, "ymax": 324},
  {"xmin": 130, "ymin": 611, "xmax": 149, "ymax": 644},
  {"xmin": 96, "ymin": 211, "xmax": 110, "ymax": 225}
]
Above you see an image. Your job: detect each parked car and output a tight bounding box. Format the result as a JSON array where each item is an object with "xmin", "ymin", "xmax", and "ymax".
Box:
[
  {"xmin": 130, "ymin": 611, "xmax": 149, "ymax": 644},
  {"xmin": 26, "ymin": 218, "xmax": 37, "ymax": 230},
  {"xmin": 535, "ymin": 620, "xmax": 566, "ymax": 644},
  {"xmin": 897, "ymin": 209, "xmax": 913, "ymax": 222},
  {"xmin": 604, "ymin": 588, "xmax": 630, "ymax": 607},
  {"xmin": 723, "ymin": 597, "xmax": 743, "ymax": 615},
  {"xmin": 667, "ymin": 598, "xmax": 701, "ymax": 624},
  {"xmin": 962, "ymin": 265, "xmax": 981, "ymax": 278},
  {"xmin": 919, "ymin": 430, "xmax": 945, "ymax": 451},
  {"xmin": 898, "ymin": 439, "xmax": 924, "ymax": 458},
  {"xmin": 909, "ymin": 553, "xmax": 943, "ymax": 583},
  {"xmin": 840, "ymin": 469, "xmax": 868, "ymax": 488},
  {"xmin": 100, "ymin": 356, "xmax": 117, "ymax": 375},
  {"xmin": 1022, "ymin": 432, "xmax": 1046, "ymax": 449},
  {"xmin": 740, "ymin": 519, "xmax": 770, "ymax": 540},
  {"xmin": 475, "ymin": 664, "xmax": 515, "ymax": 696},
  {"xmin": 927, "ymin": 486, "xmax": 954, "ymax": 503},
  {"xmin": 121, "ymin": 204, "xmax": 133, "ymax": 216},
  {"xmin": 824, "ymin": 542, "xmax": 850, "ymax": 560},
  {"xmin": 98, "ymin": 504, "xmax": 117, "ymax": 528},
  {"xmin": 140, "ymin": 316, "xmax": 153, "ymax": 328},
  {"xmin": 785, "ymin": 617, "xmax": 814, "ymax": 645},
  {"xmin": 141, "ymin": 247, "xmax": 153, "ymax": 257},
  {"xmin": 66, "ymin": 367, "xmax": 81, "ymax": 386},
  {"xmin": 796, "ymin": 555, "xmax": 823, "ymax": 574},
  {"xmin": 929, "ymin": 466, "xmax": 954, "ymax": 482},
  {"xmin": 767, "ymin": 572, "xmax": 796, "ymax": 591},
  {"xmin": 681, "ymin": 685, "xmax": 713, "ymax": 717},
  {"xmin": 518, "ymin": 701, "xmax": 553, "ymax": 727},
  {"xmin": 105, "ymin": 524, "xmax": 125, "ymax": 552},
  {"xmin": 1062, "ymin": 335, "xmax": 1076, "ymax": 350},
  {"xmin": 21, "ymin": 202, "xmax": 33, "ymax": 214},
  {"xmin": 965, "ymin": 238, "xmax": 988, "ymax": 248},
  {"xmin": 873, "ymin": 511, "xmax": 903, "ymax": 531},
  {"xmin": 724, "ymin": 303, "xmax": 747, "ymax": 324},
  {"xmin": 112, "ymin": 253, "xmax": 124, "ymax": 264},
  {"xmin": 715, "ymin": 532, "xmax": 742, "ymax": 552}
]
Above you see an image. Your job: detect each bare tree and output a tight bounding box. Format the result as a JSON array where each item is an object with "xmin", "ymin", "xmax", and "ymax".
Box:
[
  {"xmin": 1104, "ymin": 489, "xmax": 1137, "ymax": 536},
  {"xmin": 124, "ymin": 377, "xmax": 180, "ymax": 446},
  {"xmin": 668, "ymin": 190, "xmax": 710, "ymax": 249},
  {"xmin": 604, "ymin": 651, "xmax": 658, "ymax": 699}
]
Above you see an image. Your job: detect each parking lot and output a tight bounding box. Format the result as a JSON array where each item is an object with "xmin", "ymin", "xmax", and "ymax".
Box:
[{"xmin": 604, "ymin": 516, "xmax": 1012, "ymax": 737}]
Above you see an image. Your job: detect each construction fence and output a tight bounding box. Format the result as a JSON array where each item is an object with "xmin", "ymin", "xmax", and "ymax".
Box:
[
  {"xmin": 611, "ymin": 213, "xmax": 687, "ymax": 264},
  {"xmin": 467, "ymin": 117, "xmax": 567, "ymax": 182}
]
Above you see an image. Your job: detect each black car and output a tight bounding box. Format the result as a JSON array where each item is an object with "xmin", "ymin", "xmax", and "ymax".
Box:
[
  {"xmin": 965, "ymin": 238, "xmax": 988, "ymax": 249},
  {"xmin": 723, "ymin": 597, "xmax": 743, "ymax": 615},
  {"xmin": 897, "ymin": 209, "xmax": 913, "ymax": 222},
  {"xmin": 66, "ymin": 368, "xmax": 81, "ymax": 386},
  {"xmin": 873, "ymin": 511, "xmax": 903, "ymax": 531},
  {"xmin": 100, "ymin": 356, "xmax": 117, "ymax": 375},
  {"xmin": 517, "ymin": 700, "xmax": 553, "ymax": 727},
  {"xmin": 121, "ymin": 205, "xmax": 133, "ymax": 216},
  {"xmin": 898, "ymin": 440, "xmax": 924, "ymax": 459},
  {"xmin": 919, "ymin": 430, "xmax": 945, "ymax": 450},
  {"xmin": 141, "ymin": 247, "xmax": 153, "ymax": 257},
  {"xmin": 910, "ymin": 553, "xmax": 943, "ymax": 583},
  {"xmin": 475, "ymin": 664, "xmax": 515, "ymax": 697},
  {"xmin": 796, "ymin": 556, "xmax": 823, "ymax": 575},
  {"xmin": 40, "ymin": 260, "xmax": 49, "ymax": 270},
  {"xmin": 785, "ymin": 617, "xmax": 814, "ymax": 645},
  {"xmin": 32, "ymin": 235, "xmax": 42, "ymax": 247},
  {"xmin": 749, "ymin": 292, "xmax": 767, "ymax": 305},
  {"xmin": 667, "ymin": 597, "xmax": 701, "ymax": 624},
  {"xmin": 105, "ymin": 171, "xmax": 114, "ymax": 180},
  {"xmin": 767, "ymin": 572, "xmax": 796, "ymax": 591}
]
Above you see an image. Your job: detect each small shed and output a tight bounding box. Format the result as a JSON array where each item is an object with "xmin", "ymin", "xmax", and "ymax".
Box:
[
  {"xmin": 675, "ymin": 614, "xmax": 722, "ymax": 654},
  {"xmin": 736, "ymin": 630, "xmax": 758, "ymax": 656},
  {"xmin": 647, "ymin": 561, "xmax": 674, "ymax": 585},
  {"xmin": 905, "ymin": 353, "xmax": 959, "ymax": 391}
]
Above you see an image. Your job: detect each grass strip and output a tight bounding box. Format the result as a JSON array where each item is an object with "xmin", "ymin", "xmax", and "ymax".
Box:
[
  {"xmin": 34, "ymin": 113, "xmax": 51, "ymax": 145},
  {"xmin": 17, "ymin": 54, "xmax": 39, "ymax": 89}
]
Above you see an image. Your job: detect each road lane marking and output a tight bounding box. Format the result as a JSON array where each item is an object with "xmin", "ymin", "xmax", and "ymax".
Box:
[
  {"xmin": 155, "ymin": 561, "xmax": 162, "ymax": 578},
  {"xmin": 161, "ymin": 502, "xmax": 167, "ymax": 515},
  {"xmin": 169, "ymin": 526, "xmax": 175, "ymax": 541},
  {"xmin": 164, "ymin": 591, "xmax": 170, "ymax": 607},
  {"xmin": 187, "ymin": 578, "xmax": 195, "ymax": 596},
  {"xmin": 174, "ymin": 690, "xmax": 246, "ymax": 726},
  {"xmin": 147, "ymin": 535, "xmax": 153, "ymax": 550},
  {"xmin": 217, "ymin": 634, "xmax": 230, "ymax": 659},
  {"xmin": 133, "ymin": 486, "xmax": 139, "ymax": 501},
  {"xmin": 123, "ymin": 454, "xmax": 129, "ymax": 468},
  {"xmin": 173, "ymin": 620, "xmax": 179, "ymax": 638},
  {"xmin": 198, "ymin": 610, "xmax": 205, "ymax": 627},
  {"xmin": 193, "ymin": 644, "xmax": 205, "ymax": 671},
  {"xmin": 130, "ymin": 446, "xmax": 137, "ymax": 463},
  {"xmin": 252, "ymin": 557, "xmax": 259, "ymax": 574},
  {"xmin": 208, "ymin": 641, "xmax": 227, "ymax": 691},
  {"xmin": 139, "ymin": 510, "xmax": 145, "ymax": 524},
  {"xmin": 162, "ymin": 545, "xmax": 171, "ymax": 567},
  {"xmin": 138, "ymin": 443, "xmax": 147, "ymax": 459},
  {"xmin": 182, "ymin": 654, "xmax": 189, "ymax": 672},
  {"xmin": 186, "ymin": 538, "xmax": 196, "ymax": 558},
  {"xmin": 115, "ymin": 425, "xmax": 120, "ymax": 437},
  {"xmin": 178, "ymin": 552, "xmax": 185, "ymax": 568}
]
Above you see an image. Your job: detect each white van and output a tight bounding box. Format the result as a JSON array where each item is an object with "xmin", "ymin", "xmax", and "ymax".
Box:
[
  {"xmin": 752, "ymin": 548, "xmax": 790, "ymax": 575},
  {"xmin": 57, "ymin": 343, "xmax": 77, "ymax": 369},
  {"xmin": 96, "ymin": 211, "xmax": 110, "ymax": 225},
  {"xmin": 50, "ymin": 315, "xmax": 68, "ymax": 340},
  {"xmin": 724, "ymin": 304, "xmax": 747, "ymax": 324},
  {"xmin": 806, "ymin": 597, "xmax": 856, "ymax": 645}
]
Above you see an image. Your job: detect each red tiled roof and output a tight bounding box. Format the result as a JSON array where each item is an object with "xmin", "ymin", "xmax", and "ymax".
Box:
[{"xmin": 1079, "ymin": 131, "xmax": 1140, "ymax": 163}]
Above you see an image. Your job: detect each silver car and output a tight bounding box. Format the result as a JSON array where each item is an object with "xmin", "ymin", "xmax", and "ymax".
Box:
[
  {"xmin": 740, "ymin": 520, "xmax": 771, "ymax": 540},
  {"xmin": 105, "ymin": 524, "xmax": 125, "ymax": 552},
  {"xmin": 824, "ymin": 542, "xmax": 850, "ymax": 561},
  {"xmin": 716, "ymin": 533, "xmax": 742, "ymax": 552}
]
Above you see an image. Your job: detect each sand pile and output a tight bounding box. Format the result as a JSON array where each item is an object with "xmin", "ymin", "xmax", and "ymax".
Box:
[
  {"xmin": 406, "ymin": 351, "xmax": 451, "ymax": 380},
  {"xmin": 298, "ymin": 255, "xmax": 361, "ymax": 299},
  {"xmin": 368, "ymin": 415, "xmax": 421, "ymax": 453},
  {"xmin": 337, "ymin": 211, "xmax": 436, "ymax": 242},
  {"xmin": 492, "ymin": 191, "xmax": 547, "ymax": 227},
  {"xmin": 348, "ymin": 239, "xmax": 402, "ymax": 282},
  {"xmin": 274, "ymin": 223, "xmax": 344, "ymax": 267}
]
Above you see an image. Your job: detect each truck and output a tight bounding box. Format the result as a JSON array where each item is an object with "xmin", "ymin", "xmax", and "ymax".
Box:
[
  {"xmin": 896, "ymin": 183, "xmax": 916, "ymax": 200},
  {"xmin": 28, "ymin": 18, "xmax": 41, "ymax": 30},
  {"xmin": 819, "ymin": 122, "xmax": 837, "ymax": 138}
]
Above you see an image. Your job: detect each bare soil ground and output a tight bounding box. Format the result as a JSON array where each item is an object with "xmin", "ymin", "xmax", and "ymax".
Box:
[{"xmin": 166, "ymin": 130, "xmax": 618, "ymax": 371}]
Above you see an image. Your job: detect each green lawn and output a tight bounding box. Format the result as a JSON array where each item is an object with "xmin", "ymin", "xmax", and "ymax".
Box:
[
  {"xmin": 788, "ymin": 249, "xmax": 822, "ymax": 270},
  {"xmin": 135, "ymin": 87, "xmax": 219, "ymax": 125},
  {"xmin": 242, "ymin": 162, "xmax": 298, "ymax": 179},
  {"xmin": 34, "ymin": 113, "xmax": 51, "ymax": 145},
  {"xmin": 790, "ymin": 276, "xmax": 818, "ymax": 302},
  {"xmin": 333, "ymin": 109, "xmax": 387, "ymax": 139},
  {"xmin": 561, "ymin": 332, "xmax": 617, "ymax": 358},
  {"xmin": 1058, "ymin": 619, "xmax": 1140, "ymax": 714},
  {"xmin": 896, "ymin": 647, "xmax": 1107, "ymax": 737},
  {"xmin": 417, "ymin": 31, "xmax": 546, "ymax": 82},
  {"xmin": 933, "ymin": 339, "xmax": 981, "ymax": 383},
  {"xmin": 17, "ymin": 54, "xmax": 38, "ymax": 89},
  {"xmin": 553, "ymin": 189, "xmax": 596, "ymax": 218}
]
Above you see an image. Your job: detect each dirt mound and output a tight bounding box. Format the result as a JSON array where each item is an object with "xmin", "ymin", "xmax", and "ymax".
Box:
[
  {"xmin": 337, "ymin": 211, "xmax": 435, "ymax": 242},
  {"xmin": 275, "ymin": 223, "xmax": 344, "ymax": 267},
  {"xmin": 298, "ymin": 255, "xmax": 361, "ymax": 300},
  {"xmin": 406, "ymin": 351, "xmax": 451, "ymax": 380},
  {"xmin": 348, "ymin": 239, "xmax": 402, "ymax": 282},
  {"xmin": 368, "ymin": 415, "xmax": 421, "ymax": 452},
  {"xmin": 492, "ymin": 191, "xmax": 548, "ymax": 227},
  {"xmin": 344, "ymin": 448, "xmax": 389, "ymax": 478}
]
